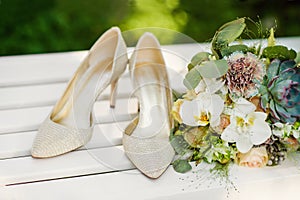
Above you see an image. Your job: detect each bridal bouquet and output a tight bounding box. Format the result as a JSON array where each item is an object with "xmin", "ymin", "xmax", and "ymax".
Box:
[{"xmin": 170, "ymin": 18, "xmax": 300, "ymax": 173}]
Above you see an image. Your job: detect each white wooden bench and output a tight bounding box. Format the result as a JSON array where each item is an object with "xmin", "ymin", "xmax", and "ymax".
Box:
[{"xmin": 1, "ymin": 38, "xmax": 300, "ymax": 200}]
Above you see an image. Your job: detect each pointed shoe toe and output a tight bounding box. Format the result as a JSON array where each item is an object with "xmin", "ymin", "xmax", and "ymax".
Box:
[
  {"xmin": 31, "ymin": 117, "xmax": 93, "ymax": 158},
  {"xmin": 123, "ymin": 134, "xmax": 175, "ymax": 178}
]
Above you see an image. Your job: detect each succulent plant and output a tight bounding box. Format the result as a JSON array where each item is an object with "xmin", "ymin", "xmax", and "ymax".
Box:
[{"xmin": 260, "ymin": 59, "xmax": 300, "ymax": 123}]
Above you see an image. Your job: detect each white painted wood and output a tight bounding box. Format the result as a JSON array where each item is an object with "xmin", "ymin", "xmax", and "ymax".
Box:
[
  {"xmin": 0, "ymin": 145, "xmax": 134, "ymax": 186},
  {"xmin": 2, "ymin": 161, "xmax": 300, "ymax": 200},
  {"xmin": 0, "ymin": 83, "xmax": 65, "ymax": 110},
  {"xmin": 0, "ymin": 121, "xmax": 129, "ymax": 159},
  {"xmin": 0, "ymin": 106, "xmax": 51, "ymax": 134},
  {"xmin": 0, "ymin": 131, "xmax": 36, "ymax": 159},
  {"xmin": 0, "ymin": 76, "xmax": 133, "ymax": 110},
  {"xmin": 0, "ymin": 98, "xmax": 138, "ymax": 134},
  {"xmin": 0, "ymin": 51, "xmax": 86, "ymax": 87}
]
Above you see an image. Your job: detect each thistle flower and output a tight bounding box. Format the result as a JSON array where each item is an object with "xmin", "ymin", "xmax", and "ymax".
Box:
[{"xmin": 226, "ymin": 52, "xmax": 265, "ymax": 98}]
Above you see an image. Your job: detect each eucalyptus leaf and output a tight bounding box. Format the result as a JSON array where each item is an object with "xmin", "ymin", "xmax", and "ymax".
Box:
[
  {"xmin": 173, "ymin": 159, "xmax": 192, "ymax": 173},
  {"xmin": 170, "ymin": 135, "xmax": 190, "ymax": 155},
  {"xmin": 212, "ymin": 18, "xmax": 246, "ymax": 58},
  {"xmin": 197, "ymin": 60, "xmax": 228, "ymax": 78},
  {"xmin": 183, "ymin": 60, "xmax": 228, "ymax": 89},
  {"xmin": 183, "ymin": 66, "xmax": 202, "ymax": 89},
  {"xmin": 216, "ymin": 18, "xmax": 246, "ymax": 44},
  {"xmin": 188, "ymin": 52, "xmax": 210, "ymax": 71}
]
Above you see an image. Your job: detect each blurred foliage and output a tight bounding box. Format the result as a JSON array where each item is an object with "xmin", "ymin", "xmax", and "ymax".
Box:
[{"xmin": 0, "ymin": 0, "xmax": 299, "ymax": 56}]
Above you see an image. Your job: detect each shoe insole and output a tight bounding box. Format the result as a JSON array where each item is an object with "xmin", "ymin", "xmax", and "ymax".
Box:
[
  {"xmin": 131, "ymin": 64, "xmax": 171, "ymax": 138},
  {"xmin": 51, "ymin": 30, "xmax": 120, "ymax": 129},
  {"xmin": 57, "ymin": 58, "xmax": 113, "ymax": 129}
]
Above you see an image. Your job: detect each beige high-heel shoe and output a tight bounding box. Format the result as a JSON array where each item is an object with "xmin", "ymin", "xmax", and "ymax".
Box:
[
  {"xmin": 31, "ymin": 27, "xmax": 128, "ymax": 158},
  {"xmin": 123, "ymin": 32, "xmax": 175, "ymax": 178}
]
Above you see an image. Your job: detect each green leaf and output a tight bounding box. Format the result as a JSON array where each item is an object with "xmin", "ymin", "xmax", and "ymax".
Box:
[
  {"xmin": 220, "ymin": 44, "xmax": 254, "ymax": 57},
  {"xmin": 170, "ymin": 135, "xmax": 190, "ymax": 155},
  {"xmin": 183, "ymin": 60, "xmax": 228, "ymax": 89},
  {"xmin": 262, "ymin": 45, "xmax": 297, "ymax": 60},
  {"xmin": 173, "ymin": 159, "xmax": 192, "ymax": 173},
  {"xmin": 197, "ymin": 60, "xmax": 228, "ymax": 78},
  {"xmin": 183, "ymin": 66, "xmax": 202, "ymax": 89},
  {"xmin": 216, "ymin": 18, "xmax": 246, "ymax": 44},
  {"xmin": 212, "ymin": 18, "xmax": 246, "ymax": 58},
  {"xmin": 295, "ymin": 52, "xmax": 300, "ymax": 64},
  {"xmin": 188, "ymin": 52, "xmax": 210, "ymax": 71}
]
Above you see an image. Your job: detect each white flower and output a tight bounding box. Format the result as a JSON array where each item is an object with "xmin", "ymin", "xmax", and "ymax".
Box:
[
  {"xmin": 293, "ymin": 129, "xmax": 300, "ymax": 139},
  {"xmin": 221, "ymin": 99, "xmax": 271, "ymax": 153},
  {"xmin": 179, "ymin": 92, "xmax": 224, "ymax": 127},
  {"xmin": 223, "ymin": 97, "xmax": 256, "ymax": 117},
  {"xmin": 274, "ymin": 122, "xmax": 284, "ymax": 128},
  {"xmin": 233, "ymin": 97, "xmax": 256, "ymax": 115},
  {"xmin": 272, "ymin": 129, "xmax": 284, "ymax": 137},
  {"xmin": 271, "ymin": 122, "xmax": 296, "ymax": 138}
]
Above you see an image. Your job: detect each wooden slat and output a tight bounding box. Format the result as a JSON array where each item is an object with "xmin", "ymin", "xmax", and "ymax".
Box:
[
  {"xmin": 0, "ymin": 98, "xmax": 138, "ymax": 134},
  {"xmin": 0, "ymin": 121, "xmax": 129, "ymax": 159},
  {"xmin": 0, "ymin": 145, "xmax": 134, "ymax": 186},
  {"xmin": 0, "ymin": 76, "xmax": 133, "ymax": 110},
  {"xmin": 0, "ymin": 83, "xmax": 65, "ymax": 110},
  {"xmin": 0, "ymin": 106, "xmax": 50, "ymax": 134},
  {"xmin": 0, "ymin": 51, "xmax": 86, "ymax": 87},
  {"xmin": 2, "ymin": 161, "xmax": 300, "ymax": 200}
]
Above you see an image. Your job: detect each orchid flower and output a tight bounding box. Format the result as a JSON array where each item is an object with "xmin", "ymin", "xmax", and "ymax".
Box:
[
  {"xmin": 221, "ymin": 98, "xmax": 272, "ymax": 153},
  {"xmin": 179, "ymin": 92, "xmax": 224, "ymax": 127},
  {"xmin": 172, "ymin": 78, "xmax": 225, "ymax": 127}
]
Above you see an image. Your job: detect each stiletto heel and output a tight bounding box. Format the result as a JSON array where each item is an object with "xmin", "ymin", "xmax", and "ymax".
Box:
[
  {"xmin": 31, "ymin": 27, "xmax": 128, "ymax": 158},
  {"xmin": 122, "ymin": 33, "xmax": 175, "ymax": 178},
  {"xmin": 109, "ymin": 78, "xmax": 118, "ymax": 108}
]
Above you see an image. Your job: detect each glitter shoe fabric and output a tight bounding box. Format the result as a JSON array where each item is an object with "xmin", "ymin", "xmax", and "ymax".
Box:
[
  {"xmin": 31, "ymin": 115, "xmax": 93, "ymax": 158},
  {"xmin": 123, "ymin": 131, "xmax": 175, "ymax": 178}
]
